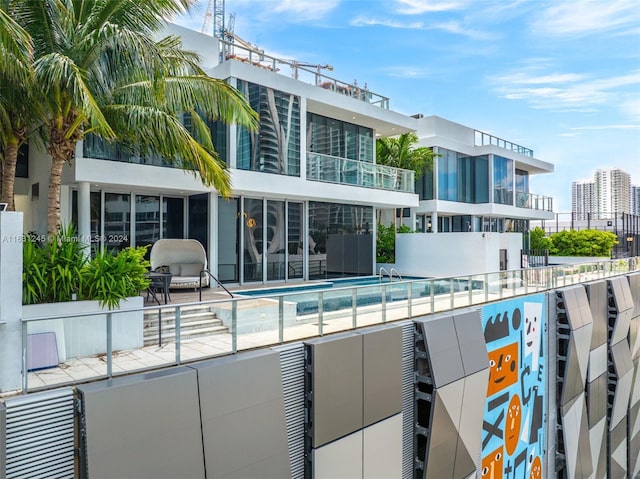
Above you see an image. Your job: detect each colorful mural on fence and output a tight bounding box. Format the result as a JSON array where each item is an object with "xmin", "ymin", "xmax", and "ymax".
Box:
[{"xmin": 481, "ymin": 294, "xmax": 546, "ymax": 479}]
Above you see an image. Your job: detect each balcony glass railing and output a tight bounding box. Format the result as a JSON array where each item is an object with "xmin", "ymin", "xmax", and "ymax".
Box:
[
  {"xmin": 19, "ymin": 257, "xmax": 638, "ymax": 392},
  {"xmin": 306, "ymin": 152, "xmax": 414, "ymax": 193},
  {"xmin": 475, "ymin": 131, "xmax": 533, "ymax": 157},
  {"xmin": 516, "ymin": 192, "xmax": 553, "ymax": 212}
]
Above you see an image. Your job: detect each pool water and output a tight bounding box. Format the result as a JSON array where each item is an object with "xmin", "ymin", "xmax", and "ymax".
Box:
[{"xmin": 236, "ymin": 275, "xmax": 435, "ymax": 315}]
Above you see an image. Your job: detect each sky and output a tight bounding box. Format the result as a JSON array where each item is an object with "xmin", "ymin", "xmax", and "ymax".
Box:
[{"xmin": 174, "ymin": 0, "xmax": 640, "ymax": 212}]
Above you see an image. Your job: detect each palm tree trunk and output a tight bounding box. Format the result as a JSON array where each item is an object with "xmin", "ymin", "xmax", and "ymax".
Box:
[
  {"xmin": 47, "ymin": 154, "xmax": 65, "ymax": 234},
  {"xmin": 0, "ymin": 140, "xmax": 19, "ymax": 211}
]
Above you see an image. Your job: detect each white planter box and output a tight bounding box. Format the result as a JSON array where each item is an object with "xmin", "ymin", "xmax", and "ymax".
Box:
[{"xmin": 22, "ymin": 297, "xmax": 144, "ymax": 363}]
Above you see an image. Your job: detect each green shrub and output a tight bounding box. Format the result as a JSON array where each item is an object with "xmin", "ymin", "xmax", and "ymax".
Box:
[
  {"xmin": 23, "ymin": 226, "xmax": 150, "ymax": 309},
  {"xmin": 376, "ymin": 223, "xmax": 411, "ymax": 263},
  {"xmin": 82, "ymin": 246, "xmax": 150, "ymax": 309},
  {"xmin": 548, "ymin": 229, "xmax": 618, "ymax": 257},
  {"xmin": 529, "ymin": 227, "xmax": 553, "ymax": 251},
  {"xmin": 22, "ymin": 225, "xmax": 86, "ymax": 304}
]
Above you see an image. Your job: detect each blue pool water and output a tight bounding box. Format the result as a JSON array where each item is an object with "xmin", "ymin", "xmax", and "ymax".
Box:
[
  {"xmin": 238, "ymin": 275, "xmax": 428, "ymax": 297},
  {"xmin": 237, "ymin": 275, "xmax": 440, "ymax": 315}
]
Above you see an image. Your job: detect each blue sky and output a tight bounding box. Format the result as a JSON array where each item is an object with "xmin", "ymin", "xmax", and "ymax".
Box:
[{"xmin": 175, "ymin": 0, "xmax": 640, "ymax": 212}]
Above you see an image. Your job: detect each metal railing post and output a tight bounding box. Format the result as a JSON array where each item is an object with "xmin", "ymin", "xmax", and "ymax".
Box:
[
  {"xmin": 22, "ymin": 321, "xmax": 28, "ymax": 393},
  {"xmin": 407, "ymin": 284, "xmax": 413, "ymax": 318},
  {"xmin": 106, "ymin": 312, "xmax": 113, "ymax": 378},
  {"xmin": 231, "ymin": 301, "xmax": 238, "ymax": 353},
  {"xmin": 382, "ymin": 285, "xmax": 387, "ymax": 323},
  {"xmin": 484, "ymin": 274, "xmax": 489, "ymax": 302},
  {"xmin": 318, "ymin": 292, "xmax": 324, "ymax": 336},
  {"xmin": 430, "ymin": 280, "xmax": 435, "ymax": 314},
  {"xmin": 450, "ymin": 280, "xmax": 455, "ymax": 310},
  {"xmin": 175, "ymin": 306, "xmax": 181, "ymax": 363},
  {"xmin": 278, "ymin": 297, "xmax": 284, "ymax": 343},
  {"xmin": 352, "ymin": 289, "xmax": 357, "ymax": 328}
]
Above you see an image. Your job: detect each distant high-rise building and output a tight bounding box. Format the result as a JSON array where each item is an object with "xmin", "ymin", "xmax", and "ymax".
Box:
[
  {"xmin": 571, "ymin": 179, "xmax": 595, "ymax": 220},
  {"xmin": 632, "ymin": 185, "xmax": 640, "ymax": 215},
  {"xmin": 572, "ymin": 168, "xmax": 631, "ymax": 219}
]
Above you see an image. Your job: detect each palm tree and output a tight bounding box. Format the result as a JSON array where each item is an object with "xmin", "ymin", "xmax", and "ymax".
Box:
[
  {"xmin": 376, "ymin": 132, "xmax": 438, "ymax": 225},
  {"xmin": 376, "ymin": 132, "xmax": 436, "ymax": 175},
  {"xmin": 8, "ymin": 0, "xmax": 258, "ymax": 233},
  {"xmin": 0, "ymin": 3, "xmax": 36, "ymax": 210}
]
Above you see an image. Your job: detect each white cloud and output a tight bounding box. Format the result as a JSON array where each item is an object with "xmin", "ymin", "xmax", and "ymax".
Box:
[
  {"xmin": 570, "ymin": 124, "xmax": 640, "ymax": 131},
  {"xmin": 380, "ymin": 66, "xmax": 434, "ymax": 78},
  {"xmin": 394, "ymin": 0, "xmax": 471, "ymax": 14},
  {"xmin": 492, "ymin": 68, "xmax": 640, "ymax": 111},
  {"xmin": 350, "ymin": 15, "xmax": 424, "ymax": 29},
  {"xmin": 431, "ymin": 20, "xmax": 497, "ymax": 40},
  {"xmin": 533, "ymin": 0, "xmax": 640, "ymax": 36},
  {"xmin": 273, "ymin": 0, "xmax": 340, "ymax": 19}
]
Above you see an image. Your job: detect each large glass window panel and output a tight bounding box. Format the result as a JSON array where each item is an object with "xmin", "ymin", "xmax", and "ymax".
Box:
[
  {"xmin": 243, "ymin": 198, "xmax": 264, "ymax": 282},
  {"xmin": 188, "ymin": 194, "xmax": 208, "ymax": 254},
  {"xmin": 438, "ymin": 149, "xmax": 457, "ymax": 201},
  {"xmin": 287, "ymin": 202, "xmax": 303, "ymax": 279},
  {"xmin": 493, "ymin": 155, "xmax": 514, "ymax": 205},
  {"xmin": 307, "ymin": 113, "xmax": 374, "ymax": 162},
  {"xmin": 162, "ymin": 197, "xmax": 184, "ymax": 239},
  {"xmin": 218, "ymin": 197, "xmax": 239, "ymax": 283},
  {"xmin": 474, "ymin": 155, "xmax": 489, "ymax": 203},
  {"xmin": 104, "ymin": 193, "xmax": 130, "ymax": 251},
  {"xmin": 308, "ymin": 202, "xmax": 373, "ymax": 279},
  {"xmin": 236, "ymin": 81, "xmax": 300, "ymax": 176},
  {"xmin": 266, "ymin": 200, "xmax": 286, "ymax": 281},
  {"xmin": 135, "ymin": 195, "xmax": 160, "ymax": 249}
]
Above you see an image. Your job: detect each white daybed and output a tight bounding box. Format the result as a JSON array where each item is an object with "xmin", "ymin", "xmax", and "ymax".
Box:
[{"xmin": 149, "ymin": 239, "xmax": 209, "ymax": 290}]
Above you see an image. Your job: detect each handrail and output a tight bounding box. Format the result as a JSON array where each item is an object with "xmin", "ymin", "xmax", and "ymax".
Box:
[
  {"xmin": 379, "ymin": 267, "xmax": 389, "ymax": 282},
  {"xmin": 200, "ymin": 269, "xmax": 234, "ymax": 301},
  {"xmin": 390, "ymin": 268, "xmax": 403, "ymax": 282}
]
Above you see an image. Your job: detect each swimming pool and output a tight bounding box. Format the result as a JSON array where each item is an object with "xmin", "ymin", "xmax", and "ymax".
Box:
[
  {"xmin": 237, "ymin": 275, "xmax": 428, "ymax": 297},
  {"xmin": 236, "ymin": 275, "xmax": 438, "ymax": 315}
]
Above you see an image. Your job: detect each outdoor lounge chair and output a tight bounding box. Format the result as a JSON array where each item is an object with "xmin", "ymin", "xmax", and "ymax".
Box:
[{"xmin": 149, "ymin": 239, "xmax": 209, "ymax": 290}]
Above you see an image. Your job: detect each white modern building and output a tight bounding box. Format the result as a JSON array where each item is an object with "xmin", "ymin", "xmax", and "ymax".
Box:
[
  {"xmin": 14, "ymin": 24, "xmax": 556, "ymax": 283},
  {"xmin": 17, "ymin": 23, "xmax": 418, "ymax": 285},
  {"xmin": 391, "ymin": 116, "xmax": 554, "ymax": 277}
]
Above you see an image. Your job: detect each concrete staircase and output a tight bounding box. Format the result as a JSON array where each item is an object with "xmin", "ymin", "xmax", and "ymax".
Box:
[{"xmin": 143, "ymin": 305, "xmax": 228, "ymax": 346}]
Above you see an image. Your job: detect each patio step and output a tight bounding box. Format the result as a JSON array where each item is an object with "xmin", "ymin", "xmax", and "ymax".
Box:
[{"xmin": 143, "ymin": 305, "xmax": 228, "ymax": 346}]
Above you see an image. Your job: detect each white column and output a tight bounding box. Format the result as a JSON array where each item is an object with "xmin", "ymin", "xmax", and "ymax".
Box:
[
  {"xmin": 78, "ymin": 182, "xmax": 91, "ymax": 251},
  {"xmin": 299, "ymin": 97, "xmax": 307, "ymax": 180},
  {"xmin": 0, "ymin": 211, "xmax": 24, "ymax": 392},
  {"xmin": 431, "ymin": 212, "xmax": 438, "ymax": 233}
]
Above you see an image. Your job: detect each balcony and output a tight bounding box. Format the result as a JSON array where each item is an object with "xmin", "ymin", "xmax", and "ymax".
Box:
[
  {"xmin": 306, "ymin": 152, "xmax": 414, "ymax": 193},
  {"xmin": 516, "ymin": 192, "xmax": 553, "ymax": 212}
]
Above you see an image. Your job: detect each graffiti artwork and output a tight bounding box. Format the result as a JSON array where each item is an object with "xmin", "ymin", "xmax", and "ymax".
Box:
[{"xmin": 481, "ymin": 295, "xmax": 546, "ymax": 478}]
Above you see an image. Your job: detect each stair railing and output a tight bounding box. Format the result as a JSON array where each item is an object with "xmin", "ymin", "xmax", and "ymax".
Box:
[
  {"xmin": 200, "ymin": 269, "xmax": 234, "ymax": 302},
  {"xmin": 389, "ymin": 268, "xmax": 403, "ymax": 282}
]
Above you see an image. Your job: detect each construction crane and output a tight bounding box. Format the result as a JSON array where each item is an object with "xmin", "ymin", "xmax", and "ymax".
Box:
[
  {"xmin": 202, "ymin": 0, "xmax": 332, "ymax": 77},
  {"xmin": 202, "ymin": 0, "xmax": 226, "ymax": 37}
]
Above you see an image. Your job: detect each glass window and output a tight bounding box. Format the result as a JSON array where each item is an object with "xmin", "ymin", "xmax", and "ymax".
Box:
[
  {"xmin": 493, "ymin": 155, "xmax": 514, "ymax": 205},
  {"xmin": 266, "ymin": 200, "xmax": 286, "ymax": 281},
  {"xmin": 218, "ymin": 197, "xmax": 239, "ymax": 283},
  {"xmin": 287, "ymin": 202, "xmax": 303, "ymax": 279},
  {"xmin": 104, "ymin": 193, "xmax": 130, "ymax": 252},
  {"xmin": 308, "ymin": 202, "xmax": 373, "ymax": 279},
  {"xmin": 162, "ymin": 197, "xmax": 184, "ymax": 239},
  {"xmin": 135, "ymin": 195, "xmax": 160, "ymax": 249},
  {"xmin": 243, "ymin": 198, "xmax": 264, "ymax": 282},
  {"xmin": 236, "ymin": 81, "xmax": 300, "ymax": 176},
  {"xmin": 307, "ymin": 113, "xmax": 374, "ymax": 162}
]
